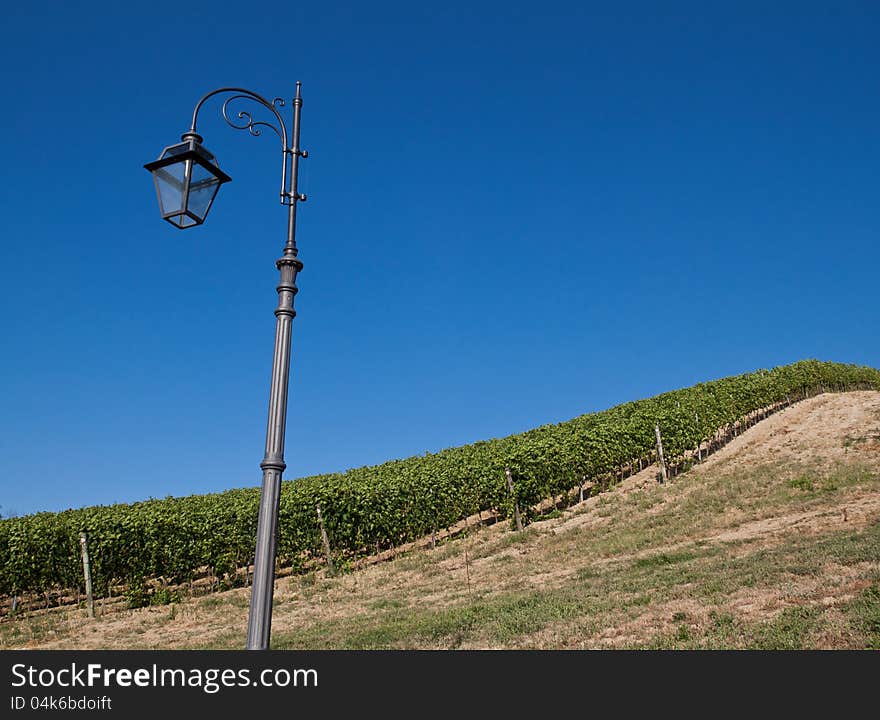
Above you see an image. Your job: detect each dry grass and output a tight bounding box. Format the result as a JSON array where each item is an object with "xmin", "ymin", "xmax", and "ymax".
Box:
[{"xmin": 4, "ymin": 391, "xmax": 880, "ymax": 650}]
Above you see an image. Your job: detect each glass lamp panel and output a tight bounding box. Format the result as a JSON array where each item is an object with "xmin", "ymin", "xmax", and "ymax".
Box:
[
  {"xmin": 185, "ymin": 162, "xmax": 223, "ymax": 222},
  {"xmin": 152, "ymin": 163, "xmax": 187, "ymax": 216}
]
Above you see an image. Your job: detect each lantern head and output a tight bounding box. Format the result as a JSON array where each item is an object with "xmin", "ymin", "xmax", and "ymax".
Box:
[{"xmin": 144, "ymin": 135, "xmax": 231, "ymax": 229}]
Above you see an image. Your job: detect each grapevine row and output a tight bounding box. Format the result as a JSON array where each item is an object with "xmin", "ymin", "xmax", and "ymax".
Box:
[{"xmin": 1, "ymin": 359, "xmax": 878, "ymax": 601}]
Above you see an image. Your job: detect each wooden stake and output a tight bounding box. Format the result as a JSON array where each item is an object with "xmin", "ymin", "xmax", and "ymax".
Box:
[
  {"xmin": 505, "ymin": 468, "xmax": 524, "ymax": 532},
  {"xmin": 464, "ymin": 515, "xmax": 472, "ymax": 596},
  {"xmin": 79, "ymin": 532, "xmax": 94, "ymax": 618},
  {"xmin": 316, "ymin": 504, "xmax": 335, "ymax": 575},
  {"xmin": 654, "ymin": 425, "xmax": 668, "ymax": 484}
]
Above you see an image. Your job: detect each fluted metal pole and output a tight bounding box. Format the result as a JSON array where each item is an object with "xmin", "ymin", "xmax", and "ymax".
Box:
[{"xmin": 246, "ymin": 82, "xmax": 305, "ymax": 650}]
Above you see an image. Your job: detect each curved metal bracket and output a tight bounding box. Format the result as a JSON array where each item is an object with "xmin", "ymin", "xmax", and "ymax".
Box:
[
  {"xmin": 184, "ymin": 86, "xmax": 307, "ymax": 206},
  {"xmin": 188, "ymin": 87, "xmax": 289, "ymax": 150}
]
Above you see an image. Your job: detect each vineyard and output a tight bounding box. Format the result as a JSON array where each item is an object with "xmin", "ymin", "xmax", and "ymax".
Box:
[{"xmin": 1, "ymin": 359, "xmax": 878, "ymax": 610}]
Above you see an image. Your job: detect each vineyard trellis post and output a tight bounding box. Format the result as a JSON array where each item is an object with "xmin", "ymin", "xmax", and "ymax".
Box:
[
  {"xmin": 79, "ymin": 532, "xmax": 94, "ymax": 619},
  {"xmin": 505, "ymin": 468, "xmax": 524, "ymax": 532},
  {"xmin": 316, "ymin": 504, "xmax": 335, "ymax": 575},
  {"xmin": 463, "ymin": 515, "xmax": 472, "ymax": 596},
  {"xmin": 655, "ymin": 425, "xmax": 668, "ymax": 484}
]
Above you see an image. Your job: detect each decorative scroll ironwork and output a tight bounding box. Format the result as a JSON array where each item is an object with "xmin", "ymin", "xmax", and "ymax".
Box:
[
  {"xmin": 222, "ymin": 94, "xmax": 286, "ymax": 141},
  {"xmin": 187, "ymin": 87, "xmax": 290, "ymax": 151}
]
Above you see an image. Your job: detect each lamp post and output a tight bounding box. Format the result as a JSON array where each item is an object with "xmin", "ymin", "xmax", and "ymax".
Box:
[{"xmin": 144, "ymin": 83, "xmax": 308, "ymax": 650}]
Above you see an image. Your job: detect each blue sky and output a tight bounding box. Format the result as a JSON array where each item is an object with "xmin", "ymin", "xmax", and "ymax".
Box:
[{"xmin": 1, "ymin": 1, "xmax": 878, "ymax": 517}]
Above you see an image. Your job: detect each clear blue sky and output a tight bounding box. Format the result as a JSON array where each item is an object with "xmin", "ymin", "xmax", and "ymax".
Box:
[{"xmin": 1, "ymin": 1, "xmax": 878, "ymax": 517}]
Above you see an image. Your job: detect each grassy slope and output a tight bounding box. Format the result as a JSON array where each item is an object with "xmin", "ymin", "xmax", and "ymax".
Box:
[{"xmin": 5, "ymin": 391, "xmax": 880, "ymax": 650}]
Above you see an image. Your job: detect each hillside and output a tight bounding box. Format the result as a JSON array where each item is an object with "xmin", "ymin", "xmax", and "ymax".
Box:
[{"xmin": 5, "ymin": 390, "xmax": 879, "ymax": 649}]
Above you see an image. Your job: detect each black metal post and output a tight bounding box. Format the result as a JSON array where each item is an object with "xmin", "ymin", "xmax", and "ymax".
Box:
[
  {"xmin": 247, "ymin": 82, "xmax": 305, "ymax": 650},
  {"xmin": 153, "ymin": 82, "xmax": 308, "ymax": 650}
]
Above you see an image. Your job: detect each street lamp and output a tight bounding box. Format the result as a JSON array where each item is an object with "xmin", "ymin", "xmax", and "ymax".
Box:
[
  {"xmin": 144, "ymin": 137, "xmax": 231, "ymax": 228},
  {"xmin": 144, "ymin": 83, "xmax": 308, "ymax": 650}
]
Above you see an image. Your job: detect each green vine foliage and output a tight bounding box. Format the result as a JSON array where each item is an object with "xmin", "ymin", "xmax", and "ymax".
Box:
[{"xmin": 1, "ymin": 360, "xmax": 877, "ymax": 598}]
